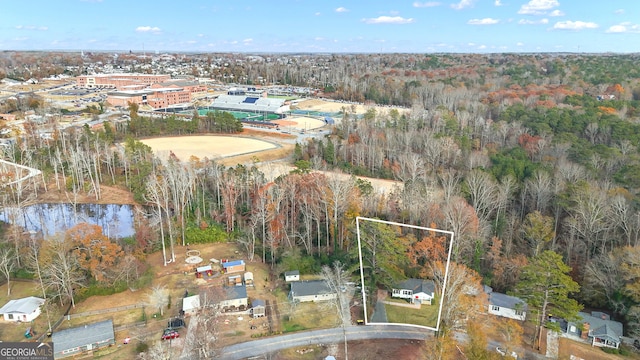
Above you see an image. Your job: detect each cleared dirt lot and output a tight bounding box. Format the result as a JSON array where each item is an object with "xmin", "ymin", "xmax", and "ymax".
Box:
[{"xmin": 140, "ymin": 135, "xmax": 279, "ymax": 161}]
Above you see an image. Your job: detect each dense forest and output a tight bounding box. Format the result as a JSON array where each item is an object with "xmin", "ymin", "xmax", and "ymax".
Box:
[{"xmin": 2, "ymin": 52, "xmax": 640, "ymax": 348}]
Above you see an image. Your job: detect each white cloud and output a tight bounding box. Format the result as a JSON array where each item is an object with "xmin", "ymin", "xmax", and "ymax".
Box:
[
  {"xmin": 135, "ymin": 26, "xmax": 161, "ymax": 33},
  {"xmin": 468, "ymin": 18, "xmax": 499, "ymax": 25},
  {"xmin": 243, "ymin": 38, "xmax": 253, "ymax": 43},
  {"xmin": 413, "ymin": 1, "xmax": 441, "ymax": 7},
  {"xmin": 614, "ymin": 9, "xmax": 625, "ymax": 15},
  {"xmin": 549, "ymin": 10, "xmax": 564, "ymax": 16},
  {"xmin": 451, "ymin": 0, "xmax": 475, "ymax": 10},
  {"xmin": 518, "ymin": 18, "xmax": 548, "ymax": 25},
  {"xmin": 362, "ymin": 16, "xmax": 415, "ymax": 24},
  {"xmin": 606, "ymin": 22, "xmax": 640, "ymax": 33},
  {"xmin": 315, "ymin": 12, "xmax": 321, "ymax": 16},
  {"xmin": 15, "ymin": 25, "xmax": 48, "ymax": 31},
  {"xmin": 494, "ymin": 0, "xmax": 503, "ymax": 6},
  {"xmin": 335, "ymin": 7, "xmax": 348, "ymax": 13},
  {"xmin": 187, "ymin": 40, "xmax": 197, "ymax": 44},
  {"xmin": 518, "ymin": 0, "xmax": 559, "ymax": 15},
  {"xmin": 553, "ymin": 20, "xmax": 598, "ymax": 30},
  {"xmin": 516, "ymin": 42, "xmax": 524, "ymax": 46}
]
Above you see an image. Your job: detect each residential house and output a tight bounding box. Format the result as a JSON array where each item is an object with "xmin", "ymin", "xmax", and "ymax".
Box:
[
  {"xmin": 564, "ymin": 311, "xmax": 624, "ymax": 349},
  {"xmin": 0, "ymin": 296, "xmax": 45, "ymax": 322},
  {"xmin": 251, "ymin": 299, "xmax": 266, "ymax": 318},
  {"xmin": 391, "ymin": 279, "xmax": 436, "ymax": 305},
  {"xmin": 284, "ymin": 270, "xmax": 300, "ymax": 282},
  {"xmin": 222, "ymin": 260, "xmax": 245, "ymax": 274},
  {"xmin": 52, "ymin": 319, "xmax": 115, "ymax": 359},
  {"xmin": 220, "ymin": 285, "xmax": 248, "ymax": 311},
  {"xmin": 289, "ymin": 280, "xmax": 337, "ymax": 303},
  {"xmin": 182, "ymin": 294, "xmax": 201, "ymax": 316},
  {"xmin": 485, "ymin": 286, "xmax": 527, "ymax": 321}
]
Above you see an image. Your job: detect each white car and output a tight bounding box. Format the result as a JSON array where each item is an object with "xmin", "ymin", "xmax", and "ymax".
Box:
[{"xmin": 496, "ymin": 346, "xmax": 518, "ymax": 359}]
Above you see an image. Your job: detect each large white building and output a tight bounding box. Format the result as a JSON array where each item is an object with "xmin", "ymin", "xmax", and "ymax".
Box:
[{"xmin": 0, "ymin": 296, "xmax": 45, "ymax": 322}]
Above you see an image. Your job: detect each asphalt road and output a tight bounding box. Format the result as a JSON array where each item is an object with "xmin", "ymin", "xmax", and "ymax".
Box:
[{"xmin": 218, "ymin": 324, "xmax": 430, "ymax": 360}]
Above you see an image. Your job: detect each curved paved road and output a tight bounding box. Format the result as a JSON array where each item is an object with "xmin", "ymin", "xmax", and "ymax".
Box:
[{"xmin": 219, "ymin": 325, "xmax": 430, "ymax": 360}]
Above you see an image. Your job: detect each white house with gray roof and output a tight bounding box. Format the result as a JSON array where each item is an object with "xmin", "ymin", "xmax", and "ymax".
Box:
[
  {"xmin": 485, "ymin": 286, "xmax": 527, "ymax": 321},
  {"xmin": 0, "ymin": 296, "xmax": 45, "ymax": 322},
  {"xmin": 392, "ymin": 278, "xmax": 436, "ymax": 305},
  {"xmin": 289, "ymin": 280, "xmax": 337, "ymax": 303},
  {"xmin": 52, "ymin": 319, "xmax": 115, "ymax": 359}
]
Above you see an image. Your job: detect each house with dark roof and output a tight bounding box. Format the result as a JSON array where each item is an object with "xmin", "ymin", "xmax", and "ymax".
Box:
[
  {"xmin": 52, "ymin": 319, "xmax": 115, "ymax": 359},
  {"xmin": 289, "ymin": 280, "xmax": 337, "ymax": 303},
  {"xmin": 220, "ymin": 284, "xmax": 248, "ymax": 311},
  {"xmin": 564, "ymin": 311, "xmax": 623, "ymax": 349},
  {"xmin": 485, "ymin": 286, "xmax": 527, "ymax": 321},
  {"xmin": 0, "ymin": 296, "xmax": 45, "ymax": 322},
  {"xmin": 391, "ymin": 279, "xmax": 436, "ymax": 305}
]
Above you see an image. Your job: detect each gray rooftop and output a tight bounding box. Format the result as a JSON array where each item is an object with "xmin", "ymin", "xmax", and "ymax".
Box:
[
  {"xmin": 290, "ymin": 280, "xmax": 334, "ymax": 297},
  {"xmin": 488, "ymin": 291, "xmax": 527, "ymax": 311},
  {"xmin": 395, "ymin": 279, "xmax": 435, "ymax": 295},
  {"xmin": 285, "ymin": 270, "xmax": 300, "ymax": 276},
  {"xmin": 572, "ymin": 311, "xmax": 623, "ymax": 341},
  {"xmin": 225, "ymin": 284, "xmax": 247, "ymax": 300},
  {"xmin": 0, "ymin": 296, "xmax": 45, "ymax": 315},
  {"xmin": 52, "ymin": 319, "xmax": 114, "ymax": 352}
]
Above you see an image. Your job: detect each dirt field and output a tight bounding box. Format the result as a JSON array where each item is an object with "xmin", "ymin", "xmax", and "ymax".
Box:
[
  {"xmin": 295, "ymin": 98, "xmax": 410, "ymax": 117},
  {"xmin": 274, "ymin": 116, "xmax": 326, "ymax": 131},
  {"xmin": 140, "ymin": 135, "xmax": 279, "ymax": 162}
]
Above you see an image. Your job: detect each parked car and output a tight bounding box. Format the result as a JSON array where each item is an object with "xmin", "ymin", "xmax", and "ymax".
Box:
[
  {"xmin": 161, "ymin": 329, "xmax": 180, "ymax": 340},
  {"xmin": 496, "ymin": 346, "xmax": 518, "ymax": 359}
]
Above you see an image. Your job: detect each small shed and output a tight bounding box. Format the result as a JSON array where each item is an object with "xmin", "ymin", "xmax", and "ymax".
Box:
[
  {"xmin": 284, "ymin": 270, "xmax": 300, "ymax": 282},
  {"xmin": 244, "ymin": 272, "xmax": 254, "ymax": 286},
  {"xmin": 195, "ymin": 265, "xmax": 213, "ymax": 278},
  {"xmin": 251, "ymin": 299, "xmax": 266, "ymax": 318},
  {"xmin": 182, "ymin": 295, "xmax": 201, "ymax": 316},
  {"xmin": 228, "ymin": 274, "xmax": 243, "ymax": 286},
  {"xmin": 222, "ymin": 260, "xmax": 245, "ymax": 274},
  {"xmin": 52, "ymin": 319, "xmax": 115, "ymax": 359}
]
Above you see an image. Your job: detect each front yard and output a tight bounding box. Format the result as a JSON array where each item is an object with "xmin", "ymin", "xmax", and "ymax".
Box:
[{"xmin": 384, "ymin": 298, "xmax": 439, "ymax": 328}]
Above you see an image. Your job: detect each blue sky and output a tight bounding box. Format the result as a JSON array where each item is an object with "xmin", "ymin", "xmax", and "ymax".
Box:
[{"xmin": 2, "ymin": 0, "xmax": 639, "ymax": 53}]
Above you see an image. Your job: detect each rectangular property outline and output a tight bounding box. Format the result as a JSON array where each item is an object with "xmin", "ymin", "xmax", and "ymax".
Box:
[{"xmin": 355, "ymin": 216, "xmax": 455, "ymax": 332}]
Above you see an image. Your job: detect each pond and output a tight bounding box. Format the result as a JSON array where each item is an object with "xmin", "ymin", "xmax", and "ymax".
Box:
[{"xmin": 0, "ymin": 203, "xmax": 135, "ymax": 238}]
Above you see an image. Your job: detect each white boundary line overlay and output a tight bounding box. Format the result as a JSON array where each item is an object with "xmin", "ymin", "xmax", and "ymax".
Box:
[
  {"xmin": 355, "ymin": 216, "xmax": 455, "ymax": 332},
  {"xmin": 0, "ymin": 159, "xmax": 43, "ymax": 187}
]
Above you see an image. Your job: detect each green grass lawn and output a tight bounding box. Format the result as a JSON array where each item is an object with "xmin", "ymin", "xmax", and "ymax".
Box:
[{"xmin": 384, "ymin": 300, "xmax": 439, "ymax": 328}]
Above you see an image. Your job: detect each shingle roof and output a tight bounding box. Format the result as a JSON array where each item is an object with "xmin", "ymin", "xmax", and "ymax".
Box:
[
  {"xmin": 225, "ymin": 285, "xmax": 247, "ymax": 300},
  {"xmin": 290, "ymin": 280, "xmax": 334, "ymax": 297},
  {"xmin": 0, "ymin": 296, "xmax": 45, "ymax": 315},
  {"xmin": 285, "ymin": 270, "xmax": 300, "ymax": 276},
  {"xmin": 573, "ymin": 311, "xmax": 624, "ymax": 340},
  {"xmin": 52, "ymin": 320, "xmax": 114, "ymax": 353},
  {"xmin": 252, "ymin": 299, "xmax": 266, "ymax": 308},
  {"xmin": 488, "ymin": 292, "xmax": 528, "ymax": 311},
  {"xmin": 396, "ymin": 279, "xmax": 435, "ymax": 295},
  {"xmin": 591, "ymin": 323, "xmax": 620, "ymax": 343}
]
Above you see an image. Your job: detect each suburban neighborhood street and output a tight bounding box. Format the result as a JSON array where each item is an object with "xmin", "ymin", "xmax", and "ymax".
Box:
[{"xmin": 218, "ymin": 324, "xmax": 430, "ymax": 360}]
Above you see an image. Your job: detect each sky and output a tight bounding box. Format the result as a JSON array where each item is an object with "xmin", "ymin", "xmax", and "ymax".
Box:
[{"xmin": 2, "ymin": 0, "xmax": 639, "ymax": 54}]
